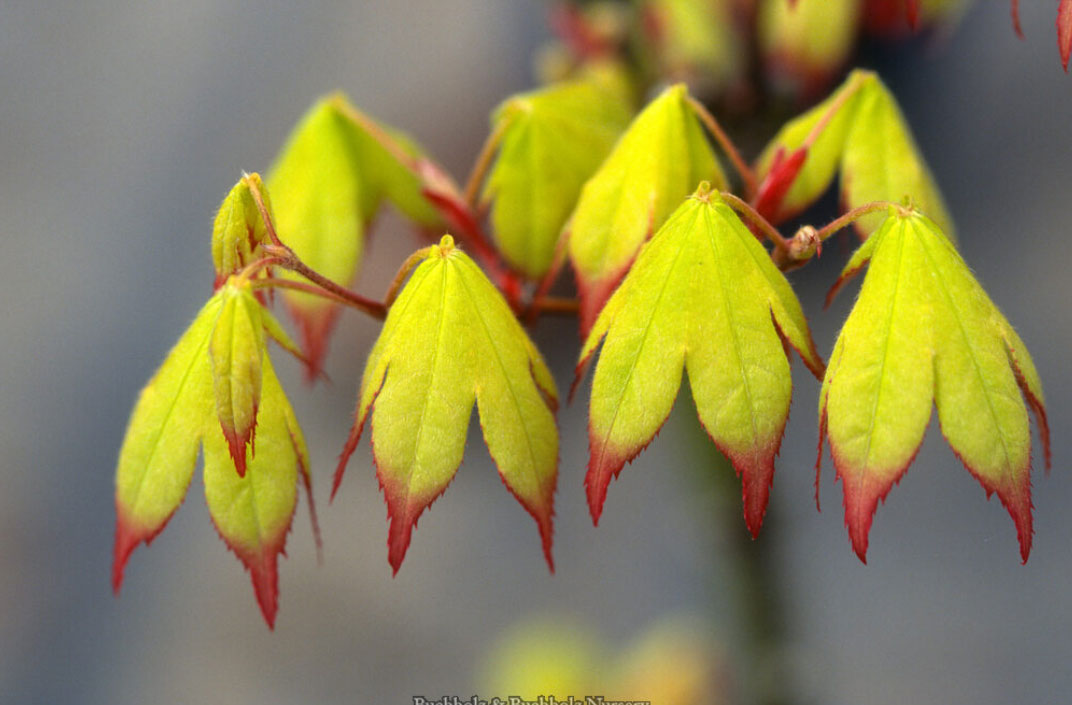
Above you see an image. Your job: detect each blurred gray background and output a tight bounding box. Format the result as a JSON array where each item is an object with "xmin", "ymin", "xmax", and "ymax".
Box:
[{"xmin": 1, "ymin": 1, "xmax": 1070, "ymax": 703}]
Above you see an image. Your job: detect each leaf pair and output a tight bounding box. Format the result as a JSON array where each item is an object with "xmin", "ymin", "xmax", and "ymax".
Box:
[
  {"xmin": 481, "ymin": 71, "xmax": 632, "ymax": 279},
  {"xmin": 335, "ymin": 236, "xmax": 559, "ymax": 574},
  {"xmin": 754, "ymin": 69, "xmax": 953, "ymax": 239},
  {"xmin": 267, "ymin": 94, "xmax": 448, "ymax": 377},
  {"xmin": 576, "ymin": 184, "xmax": 823, "ymax": 535},
  {"xmin": 113, "ymin": 279, "xmax": 316, "ymax": 628},
  {"xmin": 819, "ymin": 209, "xmax": 1049, "ymax": 562},
  {"xmin": 567, "ymin": 83, "xmax": 729, "ymax": 333},
  {"xmin": 211, "ymin": 173, "xmax": 274, "ymax": 288}
]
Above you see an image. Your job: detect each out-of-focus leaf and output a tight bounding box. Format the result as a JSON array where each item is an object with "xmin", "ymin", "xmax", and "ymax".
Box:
[
  {"xmin": 819, "ymin": 209, "xmax": 1049, "ymax": 562},
  {"xmin": 267, "ymin": 94, "xmax": 446, "ymax": 378},
  {"xmin": 211, "ymin": 173, "xmax": 273, "ymax": 288},
  {"xmin": 113, "ymin": 293, "xmax": 221, "ymax": 593},
  {"xmin": 758, "ymin": 0, "xmax": 861, "ymax": 97},
  {"xmin": 1059, "ymin": 0, "xmax": 1072, "ymax": 71},
  {"xmin": 636, "ymin": 0, "xmax": 743, "ymax": 95},
  {"xmin": 754, "ymin": 70, "xmax": 953, "ymax": 239},
  {"xmin": 335, "ymin": 236, "xmax": 558, "ymax": 574},
  {"xmin": 482, "ymin": 76, "xmax": 631, "ymax": 279},
  {"xmin": 863, "ymin": 0, "xmax": 970, "ymax": 35},
  {"xmin": 204, "ymin": 353, "xmax": 301, "ymax": 629},
  {"xmin": 568, "ymin": 84, "xmax": 726, "ymax": 333},
  {"xmin": 577, "ymin": 185, "xmax": 822, "ymax": 533}
]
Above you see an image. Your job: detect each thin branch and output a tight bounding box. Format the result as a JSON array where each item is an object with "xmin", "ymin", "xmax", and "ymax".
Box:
[
  {"xmin": 463, "ymin": 117, "xmax": 510, "ymax": 210},
  {"xmin": 721, "ymin": 191, "xmax": 790, "ymax": 251},
  {"xmin": 243, "ymin": 174, "xmax": 283, "ymax": 247},
  {"xmin": 801, "ymin": 70, "xmax": 867, "ymax": 151},
  {"xmin": 527, "ymin": 296, "xmax": 580, "ymax": 319},
  {"xmin": 384, "ymin": 246, "xmax": 436, "ymax": 307},
  {"xmin": 262, "ymin": 244, "xmax": 388, "ymax": 320},
  {"xmin": 814, "ymin": 201, "xmax": 897, "ymax": 242},
  {"xmin": 249, "ymin": 278, "xmax": 383, "ymax": 319},
  {"xmin": 329, "ymin": 93, "xmax": 417, "ymax": 169},
  {"xmin": 687, "ymin": 95, "xmax": 758, "ymax": 198}
]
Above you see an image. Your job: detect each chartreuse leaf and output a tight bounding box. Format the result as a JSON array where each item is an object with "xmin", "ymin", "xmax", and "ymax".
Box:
[
  {"xmin": 757, "ymin": 0, "xmax": 861, "ymax": 95},
  {"xmin": 115, "ymin": 278, "xmax": 317, "ymax": 628},
  {"xmin": 482, "ymin": 76, "xmax": 631, "ymax": 279},
  {"xmin": 567, "ymin": 84, "xmax": 726, "ymax": 333},
  {"xmin": 577, "ymin": 184, "xmax": 823, "ymax": 534},
  {"xmin": 335, "ymin": 235, "xmax": 558, "ymax": 574},
  {"xmin": 754, "ymin": 70, "xmax": 953, "ymax": 239},
  {"xmin": 267, "ymin": 94, "xmax": 445, "ymax": 377},
  {"xmin": 204, "ymin": 352, "xmax": 303, "ymax": 629},
  {"xmin": 113, "ymin": 293, "xmax": 221, "ymax": 593},
  {"xmin": 819, "ymin": 209, "xmax": 1049, "ymax": 563},
  {"xmin": 637, "ymin": 0, "xmax": 743, "ymax": 93},
  {"xmin": 209, "ymin": 282, "xmax": 266, "ymax": 478},
  {"xmin": 211, "ymin": 173, "xmax": 273, "ymax": 287}
]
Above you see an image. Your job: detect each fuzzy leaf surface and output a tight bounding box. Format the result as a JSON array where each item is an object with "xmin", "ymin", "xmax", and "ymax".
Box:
[
  {"xmin": 209, "ymin": 282, "xmax": 266, "ymax": 477},
  {"xmin": 755, "ymin": 70, "xmax": 953, "ymax": 238},
  {"xmin": 577, "ymin": 187, "xmax": 823, "ymax": 534},
  {"xmin": 483, "ymin": 77, "xmax": 631, "ymax": 279},
  {"xmin": 819, "ymin": 211, "xmax": 1048, "ymax": 562},
  {"xmin": 204, "ymin": 353, "xmax": 301, "ymax": 628},
  {"xmin": 211, "ymin": 173, "xmax": 273, "ymax": 287},
  {"xmin": 567, "ymin": 84, "xmax": 726, "ymax": 333},
  {"xmin": 336, "ymin": 236, "xmax": 558, "ymax": 574},
  {"xmin": 113, "ymin": 293, "xmax": 221, "ymax": 592}
]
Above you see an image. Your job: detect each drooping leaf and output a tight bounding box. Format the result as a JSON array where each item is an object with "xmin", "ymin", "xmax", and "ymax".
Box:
[
  {"xmin": 482, "ymin": 76, "xmax": 632, "ymax": 279},
  {"xmin": 335, "ymin": 236, "xmax": 558, "ymax": 574},
  {"xmin": 113, "ymin": 293, "xmax": 221, "ymax": 593},
  {"xmin": 818, "ymin": 209, "xmax": 1049, "ymax": 562},
  {"xmin": 757, "ymin": 0, "xmax": 862, "ymax": 97},
  {"xmin": 114, "ymin": 278, "xmax": 318, "ymax": 627},
  {"xmin": 576, "ymin": 184, "xmax": 823, "ymax": 534},
  {"xmin": 209, "ymin": 282, "xmax": 266, "ymax": 477},
  {"xmin": 211, "ymin": 173, "xmax": 274, "ymax": 288},
  {"xmin": 637, "ymin": 0, "xmax": 744, "ymax": 94},
  {"xmin": 567, "ymin": 84, "xmax": 726, "ymax": 333},
  {"xmin": 754, "ymin": 70, "xmax": 954, "ymax": 239},
  {"xmin": 1059, "ymin": 0, "xmax": 1072, "ymax": 71},
  {"xmin": 204, "ymin": 353, "xmax": 301, "ymax": 629},
  {"xmin": 267, "ymin": 94, "xmax": 447, "ymax": 378}
]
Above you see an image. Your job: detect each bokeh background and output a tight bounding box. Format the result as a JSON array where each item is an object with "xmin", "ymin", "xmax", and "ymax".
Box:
[{"xmin": 1, "ymin": 1, "xmax": 1070, "ymax": 703}]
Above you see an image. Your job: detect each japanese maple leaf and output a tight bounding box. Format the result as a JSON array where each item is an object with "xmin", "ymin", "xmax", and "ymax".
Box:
[
  {"xmin": 576, "ymin": 184, "xmax": 823, "ymax": 534},
  {"xmin": 334, "ymin": 236, "xmax": 559, "ymax": 574},
  {"xmin": 818, "ymin": 208, "xmax": 1049, "ymax": 562}
]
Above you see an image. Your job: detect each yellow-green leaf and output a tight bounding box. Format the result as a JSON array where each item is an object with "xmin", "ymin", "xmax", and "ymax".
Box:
[
  {"xmin": 268, "ymin": 98, "xmax": 367, "ymax": 375},
  {"xmin": 636, "ymin": 0, "xmax": 743, "ymax": 94},
  {"xmin": 204, "ymin": 352, "xmax": 301, "ymax": 629},
  {"xmin": 567, "ymin": 84, "xmax": 726, "ymax": 333},
  {"xmin": 757, "ymin": 0, "xmax": 861, "ymax": 96},
  {"xmin": 483, "ymin": 77, "xmax": 631, "ymax": 279},
  {"xmin": 819, "ymin": 210, "xmax": 1049, "ymax": 562},
  {"xmin": 335, "ymin": 235, "xmax": 559, "ymax": 574},
  {"xmin": 113, "ymin": 293, "xmax": 222, "ymax": 593},
  {"xmin": 577, "ymin": 185, "xmax": 823, "ymax": 534},
  {"xmin": 209, "ymin": 281, "xmax": 267, "ymax": 478},
  {"xmin": 211, "ymin": 173, "xmax": 273, "ymax": 286},
  {"xmin": 754, "ymin": 70, "xmax": 953, "ymax": 239}
]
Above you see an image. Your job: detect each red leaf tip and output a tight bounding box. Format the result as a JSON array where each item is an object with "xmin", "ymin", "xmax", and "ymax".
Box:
[{"xmin": 1058, "ymin": 0, "xmax": 1072, "ymax": 71}]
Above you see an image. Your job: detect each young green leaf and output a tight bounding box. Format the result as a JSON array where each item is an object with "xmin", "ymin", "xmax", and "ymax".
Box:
[
  {"xmin": 637, "ymin": 0, "xmax": 743, "ymax": 94},
  {"xmin": 576, "ymin": 185, "xmax": 823, "ymax": 534},
  {"xmin": 113, "ymin": 293, "xmax": 221, "ymax": 594},
  {"xmin": 203, "ymin": 353, "xmax": 302, "ymax": 629},
  {"xmin": 209, "ymin": 282, "xmax": 266, "ymax": 477},
  {"xmin": 567, "ymin": 84, "xmax": 726, "ymax": 333},
  {"xmin": 211, "ymin": 173, "xmax": 273, "ymax": 287},
  {"xmin": 754, "ymin": 70, "xmax": 953, "ymax": 239},
  {"xmin": 114, "ymin": 280, "xmax": 318, "ymax": 628},
  {"xmin": 335, "ymin": 236, "xmax": 559, "ymax": 574},
  {"xmin": 757, "ymin": 0, "xmax": 861, "ymax": 97},
  {"xmin": 818, "ymin": 209, "xmax": 1049, "ymax": 563},
  {"xmin": 267, "ymin": 94, "xmax": 447, "ymax": 378},
  {"xmin": 482, "ymin": 76, "xmax": 631, "ymax": 279}
]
